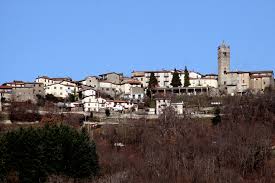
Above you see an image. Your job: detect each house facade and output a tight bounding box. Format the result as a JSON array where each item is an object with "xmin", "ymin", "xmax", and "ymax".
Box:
[
  {"xmin": 35, "ymin": 76, "xmax": 73, "ymax": 87},
  {"xmin": 132, "ymin": 70, "xmax": 206, "ymax": 88},
  {"xmin": 99, "ymin": 72, "xmax": 123, "ymax": 84},
  {"xmin": 156, "ymin": 98, "xmax": 184, "ymax": 115},
  {"xmin": 82, "ymin": 96, "xmax": 106, "ymax": 112},
  {"xmin": 45, "ymin": 83, "xmax": 78, "ymax": 98}
]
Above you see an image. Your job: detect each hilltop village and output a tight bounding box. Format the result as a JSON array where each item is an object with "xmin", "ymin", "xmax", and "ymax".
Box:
[{"xmin": 0, "ymin": 42, "xmax": 274, "ymax": 115}]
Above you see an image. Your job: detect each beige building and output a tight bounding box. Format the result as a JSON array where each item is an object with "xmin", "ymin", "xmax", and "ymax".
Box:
[
  {"xmin": 217, "ymin": 42, "xmax": 274, "ymax": 95},
  {"xmin": 99, "ymin": 72, "xmax": 123, "ymax": 84},
  {"xmin": 120, "ymin": 79, "xmax": 144, "ymax": 100},
  {"xmin": 80, "ymin": 76, "xmax": 99, "ymax": 88},
  {"xmin": 2, "ymin": 81, "xmax": 45, "ymax": 102}
]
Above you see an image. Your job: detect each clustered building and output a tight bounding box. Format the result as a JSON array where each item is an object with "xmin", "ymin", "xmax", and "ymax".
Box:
[
  {"xmin": 0, "ymin": 42, "xmax": 274, "ymax": 113},
  {"xmin": 218, "ymin": 42, "xmax": 274, "ymax": 95}
]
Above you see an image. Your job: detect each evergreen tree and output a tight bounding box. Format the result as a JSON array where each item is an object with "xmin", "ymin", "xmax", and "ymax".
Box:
[
  {"xmin": 148, "ymin": 72, "xmax": 158, "ymax": 89},
  {"xmin": 0, "ymin": 124, "xmax": 99, "ymax": 182},
  {"xmin": 147, "ymin": 72, "xmax": 158, "ymax": 98},
  {"xmin": 212, "ymin": 107, "xmax": 221, "ymax": 126},
  {"xmin": 170, "ymin": 69, "xmax": 182, "ymax": 87},
  {"xmin": 184, "ymin": 66, "xmax": 191, "ymax": 87},
  {"xmin": 105, "ymin": 108, "xmax": 110, "ymax": 117}
]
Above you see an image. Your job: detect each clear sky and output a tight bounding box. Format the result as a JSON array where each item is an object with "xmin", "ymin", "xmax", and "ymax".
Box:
[{"xmin": 0, "ymin": 0, "xmax": 275, "ymax": 83}]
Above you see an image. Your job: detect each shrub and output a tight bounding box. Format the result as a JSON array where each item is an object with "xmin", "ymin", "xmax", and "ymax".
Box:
[
  {"xmin": 105, "ymin": 109, "xmax": 110, "ymax": 117},
  {"xmin": 9, "ymin": 102, "xmax": 41, "ymax": 122}
]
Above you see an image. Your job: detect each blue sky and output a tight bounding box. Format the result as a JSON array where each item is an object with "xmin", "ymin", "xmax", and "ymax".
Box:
[{"xmin": 0, "ymin": 0, "xmax": 275, "ymax": 83}]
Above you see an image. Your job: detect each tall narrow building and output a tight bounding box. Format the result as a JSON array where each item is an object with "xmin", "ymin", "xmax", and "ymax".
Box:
[{"xmin": 218, "ymin": 41, "xmax": 230, "ymax": 90}]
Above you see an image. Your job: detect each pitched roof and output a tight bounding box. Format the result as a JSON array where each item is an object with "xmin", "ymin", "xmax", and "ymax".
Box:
[
  {"xmin": 99, "ymin": 72, "xmax": 123, "ymax": 76},
  {"xmin": 36, "ymin": 76, "xmax": 72, "ymax": 81}
]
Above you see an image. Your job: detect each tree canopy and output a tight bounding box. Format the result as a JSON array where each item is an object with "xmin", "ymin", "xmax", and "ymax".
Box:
[
  {"xmin": 171, "ymin": 69, "xmax": 182, "ymax": 87},
  {"xmin": 148, "ymin": 72, "xmax": 158, "ymax": 89},
  {"xmin": 0, "ymin": 125, "xmax": 99, "ymax": 182}
]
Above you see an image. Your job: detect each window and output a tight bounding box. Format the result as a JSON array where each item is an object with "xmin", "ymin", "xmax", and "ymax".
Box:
[
  {"xmin": 263, "ymin": 81, "xmax": 266, "ymax": 85},
  {"xmin": 54, "ymin": 87, "xmax": 56, "ymax": 89},
  {"xmin": 224, "ymin": 81, "xmax": 226, "ymax": 85},
  {"xmin": 141, "ymin": 78, "xmax": 143, "ymax": 81},
  {"xmin": 243, "ymin": 80, "xmax": 245, "ymax": 83},
  {"xmin": 60, "ymin": 92, "xmax": 62, "ymax": 95},
  {"xmin": 223, "ymin": 52, "xmax": 227, "ymax": 56},
  {"xmin": 60, "ymin": 87, "xmax": 63, "ymax": 89}
]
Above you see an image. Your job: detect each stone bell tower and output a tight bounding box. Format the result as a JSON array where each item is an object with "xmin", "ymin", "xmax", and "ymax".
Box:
[{"xmin": 218, "ymin": 41, "xmax": 230, "ymax": 89}]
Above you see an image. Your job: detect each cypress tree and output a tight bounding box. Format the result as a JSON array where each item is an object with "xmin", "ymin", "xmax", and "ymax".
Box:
[
  {"xmin": 171, "ymin": 69, "xmax": 182, "ymax": 87},
  {"xmin": 184, "ymin": 66, "xmax": 191, "ymax": 87},
  {"xmin": 212, "ymin": 107, "xmax": 221, "ymax": 126},
  {"xmin": 147, "ymin": 72, "xmax": 158, "ymax": 98},
  {"xmin": 148, "ymin": 72, "xmax": 158, "ymax": 89}
]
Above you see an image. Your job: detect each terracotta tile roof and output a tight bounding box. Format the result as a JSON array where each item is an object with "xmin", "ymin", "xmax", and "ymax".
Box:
[
  {"xmin": 122, "ymin": 79, "xmax": 142, "ymax": 85},
  {"xmin": 99, "ymin": 72, "xmax": 123, "ymax": 76},
  {"xmin": 0, "ymin": 85, "xmax": 13, "ymax": 89},
  {"xmin": 249, "ymin": 70, "xmax": 273, "ymax": 74}
]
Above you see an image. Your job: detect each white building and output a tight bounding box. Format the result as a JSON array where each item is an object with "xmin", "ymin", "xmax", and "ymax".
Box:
[
  {"xmin": 79, "ymin": 86, "xmax": 97, "ymax": 98},
  {"xmin": 82, "ymin": 96, "xmax": 106, "ymax": 112},
  {"xmin": 190, "ymin": 75, "xmax": 218, "ymax": 88},
  {"xmin": 106, "ymin": 100, "xmax": 135, "ymax": 111},
  {"xmin": 132, "ymin": 70, "xmax": 203, "ymax": 88},
  {"xmin": 45, "ymin": 83, "xmax": 78, "ymax": 98},
  {"xmin": 156, "ymin": 98, "xmax": 184, "ymax": 115},
  {"xmin": 35, "ymin": 76, "xmax": 73, "ymax": 87}
]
